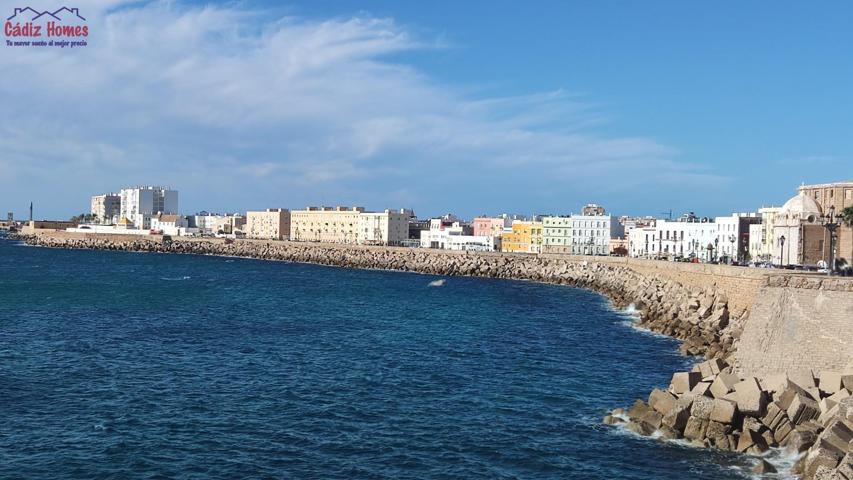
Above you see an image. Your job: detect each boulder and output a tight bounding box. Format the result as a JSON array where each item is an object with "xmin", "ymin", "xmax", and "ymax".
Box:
[
  {"xmin": 691, "ymin": 381, "xmax": 713, "ymax": 397},
  {"xmin": 662, "ymin": 395, "xmax": 694, "ymax": 432},
  {"xmin": 784, "ymin": 423, "xmax": 822, "ymax": 453},
  {"xmin": 734, "ymin": 377, "xmax": 768, "ymax": 417},
  {"xmin": 691, "ymin": 395, "xmax": 716, "ymax": 420},
  {"xmin": 818, "ymin": 419, "xmax": 853, "ymax": 456},
  {"xmin": 737, "ymin": 429, "xmax": 768, "ymax": 453},
  {"xmin": 820, "ymin": 371, "xmax": 845, "ymax": 396},
  {"xmin": 710, "ymin": 372, "xmax": 740, "ymax": 399},
  {"xmin": 803, "ymin": 439, "xmax": 844, "ymax": 479},
  {"xmin": 788, "ymin": 392, "xmax": 821, "ymax": 425},
  {"xmin": 705, "ymin": 420, "xmax": 730, "ymax": 448},
  {"xmin": 683, "ymin": 416, "xmax": 708, "ymax": 441},
  {"xmin": 671, "ymin": 371, "xmax": 702, "ymax": 394},
  {"xmin": 626, "ymin": 420, "xmax": 656, "ymax": 436},
  {"xmin": 649, "ymin": 389, "xmax": 677, "ymax": 415},
  {"xmin": 710, "ymin": 398, "xmax": 738, "ymax": 424}
]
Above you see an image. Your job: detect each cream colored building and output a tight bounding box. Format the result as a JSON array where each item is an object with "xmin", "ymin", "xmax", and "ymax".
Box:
[
  {"xmin": 246, "ymin": 209, "xmax": 291, "ymax": 240},
  {"xmin": 90, "ymin": 194, "xmax": 120, "ymax": 224},
  {"xmin": 358, "ymin": 210, "xmax": 409, "ymax": 246},
  {"xmin": 748, "ymin": 207, "xmax": 781, "ymax": 263},
  {"xmin": 290, "ymin": 207, "xmax": 365, "ymax": 244}
]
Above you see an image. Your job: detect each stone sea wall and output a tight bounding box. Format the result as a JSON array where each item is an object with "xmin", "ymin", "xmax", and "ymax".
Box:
[{"xmin": 11, "ymin": 232, "xmax": 853, "ymax": 478}]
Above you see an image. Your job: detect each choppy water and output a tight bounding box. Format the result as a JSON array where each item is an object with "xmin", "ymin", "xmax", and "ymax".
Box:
[{"xmin": 0, "ymin": 238, "xmax": 754, "ymax": 479}]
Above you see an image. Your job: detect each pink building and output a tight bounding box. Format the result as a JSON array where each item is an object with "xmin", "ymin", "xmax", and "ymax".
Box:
[{"xmin": 472, "ymin": 217, "xmax": 506, "ymax": 237}]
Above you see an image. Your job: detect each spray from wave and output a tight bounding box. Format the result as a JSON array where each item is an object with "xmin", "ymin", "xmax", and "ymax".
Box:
[{"xmin": 428, "ymin": 279, "xmax": 446, "ymax": 287}]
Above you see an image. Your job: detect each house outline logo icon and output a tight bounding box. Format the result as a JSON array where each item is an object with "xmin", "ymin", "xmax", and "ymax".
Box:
[{"xmin": 7, "ymin": 6, "xmax": 86, "ymax": 22}]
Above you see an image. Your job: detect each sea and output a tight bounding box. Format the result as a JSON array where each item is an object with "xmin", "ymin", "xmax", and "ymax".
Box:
[{"xmin": 0, "ymin": 236, "xmax": 767, "ymax": 479}]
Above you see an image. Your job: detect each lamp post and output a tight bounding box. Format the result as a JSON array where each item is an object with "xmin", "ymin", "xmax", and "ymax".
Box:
[
  {"xmin": 822, "ymin": 205, "xmax": 839, "ymax": 275},
  {"xmin": 714, "ymin": 237, "xmax": 719, "ymax": 263},
  {"xmin": 779, "ymin": 235, "xmax": 786, "ymax": 267}
]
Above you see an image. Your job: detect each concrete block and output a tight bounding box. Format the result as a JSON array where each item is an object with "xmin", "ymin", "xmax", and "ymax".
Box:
[
  {"xmin": 710, "ymin": 398, "xmax": 738, "ymax": 424},
  {"xmin": 683, "ymin": 416, "xmax": 708, "ymax": 441},
  {"xmin": 820, "ymin": 371, "xmax": 845, "ymax": 396},
  {"xmin": 649, "ymin": 388, "xmax": 677, "ymax": 415},
  {"xmin": 803, "ymin": 439, "xmax": 843, "ymax": 479},
  {"xmin": 710, "ymin": 372, "xmax": 740, "ymax": 399},
  {"xmin": 819, "ymin": 419, "xmax": 853, "ymax": 456},
  {"xmin": 691, "ymin": 394, "xmax": 716, "ymax": 420},
  {"xmin": 671, "ymin": 371, "xmax": 702, "ymax": 395},
  {"xmin": 734, "ymin": 377, "xmax": 768, "ymax": 417},
  {"xmin": 691, "ymin": 381, "xmax": 713, "ymax": 397},
  {"xmin": 789, "ymin": 369, "xmax": 817, "ymax": 390},
  {"xmin": 788, "ymin": 393, "xmax": 821, "ymax": 425},
  {"xmin": 737, "ymin": 429, "xmax": 768, "ymax": 453}
]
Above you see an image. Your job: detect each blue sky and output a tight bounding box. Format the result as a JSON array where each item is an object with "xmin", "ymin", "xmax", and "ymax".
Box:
[{"xmin": 1, "ymin": 1, "xmax": 851, "ymax": 220}]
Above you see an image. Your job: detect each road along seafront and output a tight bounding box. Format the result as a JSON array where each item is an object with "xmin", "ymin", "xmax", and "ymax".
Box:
[{"xmin": 10, "ymin": 231, "xmax": 853, "ymax": 479}]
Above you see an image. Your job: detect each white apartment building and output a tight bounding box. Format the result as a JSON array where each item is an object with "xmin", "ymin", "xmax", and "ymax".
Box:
[
  {"xmin": 420, "ymin": 219, "xmax": 493, "ymax": 251},
  {"xmin": 570, "ymin": 215, "xmax": 624, "ymax": 255},
  {"xmin": 358, "ymin": 210, "xmax": 409, "ymax": 246},
  {"xmin": 246, "ymin": 209, "xmax": 291, "ymax": 240},
  {"xmin": 150, "ymin": 214, "xmax": 189, "ymax": 236},
  {"xmin": 90, "ymin": 194, "xmax": 121, "ymax": 224},
  {"xmin": 628, "ymin": 226, "xmax": 658, "ymax": 258},
  {"xmin": 715, "ymin": 213, "xmax": 761, "ymax": 263},
  {"xmin": 120, "ymin": 186, "xmax": 179, "ymax": 229}
]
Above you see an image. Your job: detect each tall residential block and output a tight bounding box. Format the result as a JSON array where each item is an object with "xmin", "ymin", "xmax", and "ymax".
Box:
[
  {"xmin": 120, "ymin": 186, "xmax": 179, "ymax": 229},
  {"xmin": 246, "ymin": 209, "xmax": 291, "ymax": 240},
  {"xmin": 90, "ymin": 194, "xmax": 121, "ymax": 224}
]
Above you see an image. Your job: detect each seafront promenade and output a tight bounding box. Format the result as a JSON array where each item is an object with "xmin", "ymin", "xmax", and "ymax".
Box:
[{"xmin": 11, "ymin": 231, "xmax": 853, "ymax": 478}]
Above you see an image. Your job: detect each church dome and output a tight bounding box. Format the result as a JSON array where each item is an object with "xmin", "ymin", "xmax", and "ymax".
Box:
[{"xmin": 780, "ymin": 192, "xmax": 822, "ymax": 220}]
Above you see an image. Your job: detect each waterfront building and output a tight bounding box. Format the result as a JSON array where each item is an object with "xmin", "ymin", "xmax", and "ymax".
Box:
[
  {"xmin": 771, "ymin": 192, "xmax": 831, "ymax": 267},
  {"xmin": 290, "ymin": 206, "xmax": 365, "ymax": 243},
  {"xmin": 541, "ymin": 216, "xmax": 573, "ymax": 254},
  {"xmin": 419, "ymin": 218, "xmax": 492, "ymax": 251},
  {"xmin": 149, "ymin": 214, "xmax": 189, "ymax": 236},
  {"xmin": 193, "ymin": 213, "xmax": 246, "ymax": 235},
  {"xmin": 473, "ymin": 216, "xmax": 512, "ymax": 250},
  {"xmin": 246, "ymin": 209, "xmax": 291, "ymax": 240},
  {"xmin": 358, "ymin": 210, "xmax": 409, "ymax": 246},
  {"xmin": 570, "ymin": 214, "xmax": 624, "ymax": 255},
  {"xmin": 715, "ymin": 213, "xmax": 761, "ymax": 264},
  {"xmin": 798, "ymin": 181, "xmax": 853, "ymax": 268},
  {"xmin": 747, "ymin": 207, "xmax": 781, "ymax": 263},
  {"xmin": 90, "ymin": 194, "xmax": 121, "ymax": 224},
  {"xmin": 120, "ymin": 186, "xmax": 179, "ymax": 229},
  {"xmin": 501, "ymin": 221, "xmax": 543, "ymax": 254},
  {"xmin": 652, "ymin": 218, "xmax": 717, "ymax": 261},
  {"xmin": 628, "ymin": 225, "xmax": 657, "ymax": 258},
  {"xmin": 609, "ymin": 237, "xmax": 629, "ymax": 256}
]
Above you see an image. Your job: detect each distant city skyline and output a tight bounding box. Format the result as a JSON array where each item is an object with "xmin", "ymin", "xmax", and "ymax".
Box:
[{"xmin": 2, "ymin": 1, "xmax": 851, "ymax": 220}]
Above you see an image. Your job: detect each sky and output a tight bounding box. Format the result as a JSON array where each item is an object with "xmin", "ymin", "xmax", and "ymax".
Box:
[{"xmin": 2, "ymin": 1, "xmax": 852, "ymax": 220}]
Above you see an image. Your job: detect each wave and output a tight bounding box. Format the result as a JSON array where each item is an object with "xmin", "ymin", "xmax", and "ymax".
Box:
[
  {"xmin": 428, "ymin": 279, "xmax": 446, "ymax": 287},
  {"xmin": 160, "ymin": 276, "xmax": 192, "ymax": 281}
]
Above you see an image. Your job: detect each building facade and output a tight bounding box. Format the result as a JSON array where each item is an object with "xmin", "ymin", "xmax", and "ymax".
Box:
[
  {"xmin": 90, "ymin": 194, "xmax": 120, "ymax": 224},
  {"xmin": 747, "ymin": 207, "xmax": 781, "ymax": 263},
  {"xmin": 715, "ymin": 213, "xmax": 761, "ymax": 264},
  {"xmin": 193, "ymin": 213, "xmax": 246, "ymax": 235},
  {"xmin": 772, "ymin": 192, "xmax": 831, "ymax": 267},
  {"xmin": 571, "ymin": 215, "xmax": 623, "ymax": 255},
  {"xmin": 501, "ymin": 221, "xmax": 543, "ymax": 254},
  {"xmin": 419, "ymin": 218, "xmax": 492, "ymax": 251},
  {"xmin": 246, "ymin": 209, "xmax": 291, "ymax": 240},
  {"xmin": 119, "ymin": 186, "xmax": 179, "ymax": 229},
  {"xmin": 290, "ymin": 207, "xmax": 364, "ymax": 243},
  {"xmin": 541, "ymin": 216, "xmax": 573, "ymax": 254},
  {"xmin": 797, "ymin": 181, "xmax": 853, "ymax": 269},
  {"xmin": 358, "ymin": 210, "xmax": 409, "ymax": 246}
]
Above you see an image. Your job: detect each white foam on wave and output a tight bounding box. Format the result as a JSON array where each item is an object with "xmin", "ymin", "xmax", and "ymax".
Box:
[
  {"xmin": 749, "ymin": 448, "xmax": 802, "ymax": 480},
  {"xmin": 428, "ymin": 279, "xmax": 446, "ymax": 287},
  {"xmin": 160, "ymin": 276, "xmax": 192, "ymax": 281}
]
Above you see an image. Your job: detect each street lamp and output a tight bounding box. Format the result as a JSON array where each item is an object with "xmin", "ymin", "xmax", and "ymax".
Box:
[
  {"xmin": 779, "ymin": 235, "xmax": 786, "ymax": 267},
  {"xmin": 714, "ymin": 237, "xmax": 719, "ymax": 263},
  {"xmin": 822, "ymin": 205, "xmax": 839, "ymax": 275}
]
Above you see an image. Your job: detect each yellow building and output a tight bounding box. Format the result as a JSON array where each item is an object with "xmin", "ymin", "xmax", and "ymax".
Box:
[
  {"xmin": 501, "ymin": 221, "xmax": 542, "ymax": 253},
  {"xmin": 290, "ymin": 206, "xmax": 365, "ymax": 244}
]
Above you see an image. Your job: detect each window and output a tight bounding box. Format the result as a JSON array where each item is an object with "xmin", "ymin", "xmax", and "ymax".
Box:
[{"xmin": 846, "ymin": 189, "xmax": 852, "ymax": 200}]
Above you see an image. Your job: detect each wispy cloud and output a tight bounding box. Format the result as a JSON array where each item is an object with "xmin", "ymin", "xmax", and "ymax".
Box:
[{"xmin": 0, "ymin": 1, "xmax": 726, "ymax": 217}]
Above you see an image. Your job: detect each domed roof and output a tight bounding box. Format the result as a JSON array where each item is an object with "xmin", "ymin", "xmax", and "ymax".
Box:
[{"xmin": 780, "ymin": 192, "xmax": 822, "ymax": 216}]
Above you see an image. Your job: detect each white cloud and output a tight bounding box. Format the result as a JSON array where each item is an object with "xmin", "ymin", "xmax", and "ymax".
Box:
[{"xmin": 0, "ymin": 0, "xmax": 727, "ymax": 217}]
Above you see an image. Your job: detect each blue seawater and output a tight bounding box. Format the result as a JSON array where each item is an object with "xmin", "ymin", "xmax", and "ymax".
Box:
[{"xmin": 0, "ymin": 238, "xmax": 752, "ymax": 479}]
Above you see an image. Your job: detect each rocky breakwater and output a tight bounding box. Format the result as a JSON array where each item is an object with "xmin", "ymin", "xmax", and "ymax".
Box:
[{"xmin": 608, "ymin": 358, "xmax": 853, "ymax": 478}]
